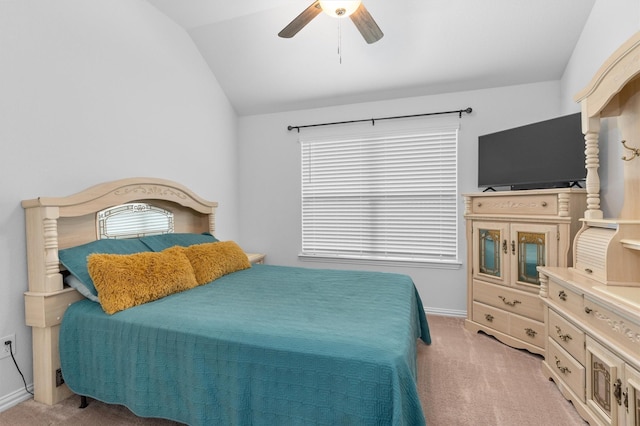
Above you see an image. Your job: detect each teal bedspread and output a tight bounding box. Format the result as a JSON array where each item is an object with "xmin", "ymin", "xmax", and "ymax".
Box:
[{"xmin": 60, "ymin": 265, "xmax": 431, "ymax": 425}]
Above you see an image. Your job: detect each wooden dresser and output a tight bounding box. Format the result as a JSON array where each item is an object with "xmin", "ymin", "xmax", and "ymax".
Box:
[
  {"xmin": 538, "ymin": 31, "xmax": 640, "ymax": 426},
  {"xmin": 463, "ymin": 188, "xmax": 586, "ymax": 355},
  {"xmin": 539, "ymin": 267, "xmax": 640, "ymax": 425}
]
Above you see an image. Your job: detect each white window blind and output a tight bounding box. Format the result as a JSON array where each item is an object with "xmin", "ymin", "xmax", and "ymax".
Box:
[{"xmin": 301, "ymin": 126, "xmax": 459, "ymax": 264}]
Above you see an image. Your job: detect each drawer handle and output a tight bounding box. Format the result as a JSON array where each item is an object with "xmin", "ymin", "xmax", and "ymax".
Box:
[
  {"xmin": 584, "ymin": 268, "xmax": 593, "ymax": 274},
  {"xmin": 624, "ymin": 389, "xmax": 629, "ymax": 410},
  {"xmin": 484, "ymin": 314, "xmax": 494, "ymax": 322},
  {"xmin": 555, "ymin": 356, "xmax": 572, "ymax": 375},
  {"xmin": 498, "ymin": 296, "xmax": 521, "ymax": 307},
  {"xmin": 585, "ymin": 307, "xmax": 593, "ymax": 314},
  {"xmin": 525, "ymin": 328, "xmax": 537, "ymax": 338},
  {"xmin": 614, "ymin": 379, "xmax": 622, "ymax": 406},
  {"xmin": 558, "ymin": 290, "xmax": 567, "ymax": 301},
  {"xmin": 477, "ymin": 202, "xmax": 482, "ymax": 207},
  {"xmin": 555, "ymin": 326, "xmax": 572, "ymax": 342},
  {"xmin": 541, "ymin": 201, "xmax": 548, "ymax": 207}
]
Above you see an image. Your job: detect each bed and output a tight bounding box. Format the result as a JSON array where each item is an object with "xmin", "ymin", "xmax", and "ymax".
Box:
[{"xmin": 22, "ymin": 177, "xmax": 431, "ymax": 425}]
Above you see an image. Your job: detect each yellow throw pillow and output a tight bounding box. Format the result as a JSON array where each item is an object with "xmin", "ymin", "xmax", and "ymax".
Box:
[
  {"xmin": 88, "ymin": 246, "xmax": 198, "ymax": 315},
  {"xmin": 183, "ymin": 241, "xmax": 252, "ymax": 285}
]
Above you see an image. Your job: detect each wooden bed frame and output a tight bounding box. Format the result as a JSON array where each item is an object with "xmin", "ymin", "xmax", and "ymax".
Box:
[{"xmin": 22, "ymin": 177, "xmax": 219, "ymax": 405}]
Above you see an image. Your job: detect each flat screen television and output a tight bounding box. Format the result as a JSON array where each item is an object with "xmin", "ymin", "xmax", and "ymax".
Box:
[{"xmin": 478, "ymin": 113, "xmax": 586, "ymax": 190}]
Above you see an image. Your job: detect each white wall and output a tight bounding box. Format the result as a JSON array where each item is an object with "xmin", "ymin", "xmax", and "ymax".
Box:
[
  {"xmin": 0, "ymin": 0, "xmax": 238, "ymax": 407},
  {"xmin": 560, "ymin": 0, "xmax": 640, "ymax": 114}
]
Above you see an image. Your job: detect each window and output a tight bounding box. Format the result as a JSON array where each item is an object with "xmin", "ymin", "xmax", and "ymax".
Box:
[{"xmin": 300, "ymin": 126, "xmax": 459, "ymax": 266}]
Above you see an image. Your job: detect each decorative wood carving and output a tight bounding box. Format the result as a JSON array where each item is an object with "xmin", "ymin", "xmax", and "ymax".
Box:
[
  {"xmin": 482, "ymin": 200, "xmax": 547, "ymax": 210},
  {"xmin": 114, "ymin": 184, "xmax": 188, "ymax": 200},
  {"xmin": 43, "ymin": 217, "xmax": 59, "ymax": 276},
  {"xmin": 463, "ymin": 197, "xmax": 472, "ymax": 216},
  {"xmin": 593, "ymin": 309, "xmax": 640, "ymax": 344},
  {"xmin": 558, "ymin": 193, "xmax": 570, "ymax": 217},
  {"xmin": 538, "ymin": 272, "xmax": 548, "ymax": 298}
]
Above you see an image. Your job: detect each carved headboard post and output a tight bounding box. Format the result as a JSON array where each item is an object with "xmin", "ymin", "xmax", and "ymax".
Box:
[
  {"xmin": 23, "ymin": 204, "xmax": 64, "ymax": 293},
  {"xmin": 209, "ymin": 209, "xmax": 216, "ymax": 236}
]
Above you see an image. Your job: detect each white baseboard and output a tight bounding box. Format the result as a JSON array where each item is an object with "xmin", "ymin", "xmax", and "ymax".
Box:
[
  {"xmin": 0, "ymin": 386, "xmax": 33, "ymax": 413},
  {"xmin": 424, "ymin": 307, "xmax": 466, "ymax": 318}
]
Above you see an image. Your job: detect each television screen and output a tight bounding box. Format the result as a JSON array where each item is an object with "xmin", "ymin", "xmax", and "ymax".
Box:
[{"xmin": 478, "ymin": 113, "xmax": 586, "ymax": 190}]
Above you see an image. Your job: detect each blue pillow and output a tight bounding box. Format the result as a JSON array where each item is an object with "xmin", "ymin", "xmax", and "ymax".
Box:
[
  {"xmin": 139, "ymin": 232, "xmax": 219, "ymax": 252},
  {"xmin": 64, "ymin": 274, "xmax": 99, "ymax": 302},
  {"xmin": 58, "ymin": 238, "xmax": 151, "ymax": 299}
]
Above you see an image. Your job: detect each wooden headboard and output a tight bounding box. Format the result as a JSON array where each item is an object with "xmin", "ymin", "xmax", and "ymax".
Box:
[{"xmin": 21, "ymin": 177, "xmax": 218, "ymax": 405}]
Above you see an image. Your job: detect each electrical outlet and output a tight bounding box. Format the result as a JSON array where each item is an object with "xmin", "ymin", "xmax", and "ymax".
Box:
[{"xmin": 1, "ymin": 334, "xmax": 16, "ymax": 360}]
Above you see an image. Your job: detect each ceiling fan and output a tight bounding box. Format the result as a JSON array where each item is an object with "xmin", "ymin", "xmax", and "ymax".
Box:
[{"xmin": 278, "ymin": 0, "xmax": 384, "ymax": 44}]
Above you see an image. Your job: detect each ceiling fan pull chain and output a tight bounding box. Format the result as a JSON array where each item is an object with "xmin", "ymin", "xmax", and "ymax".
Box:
[{"xmin": 338, "ymin": 21, "xmax": 342, "ymax": 64}]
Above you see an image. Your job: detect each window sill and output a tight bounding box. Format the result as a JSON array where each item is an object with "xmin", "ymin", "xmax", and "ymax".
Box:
[{"xmin": 298, "ymin": 254, "xmax": 462, "ymax": 270}]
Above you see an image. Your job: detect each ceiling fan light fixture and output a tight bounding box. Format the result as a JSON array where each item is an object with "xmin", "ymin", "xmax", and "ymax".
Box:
[
  {"xmin": 319, "ymin": 0, "xmax": 362, "ymax": 18},
  {"xmin": 279, "ymin": 0, "xmax": 382, "ymax": 44}
]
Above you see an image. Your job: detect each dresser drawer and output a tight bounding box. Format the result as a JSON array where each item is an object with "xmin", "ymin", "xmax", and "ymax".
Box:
[
  {"xmin": 510, "ymin": 314, "xmax": 545, "ymax": 349},
  {"xmin": 473, "ymin": 280, "xmax": 543, "ymax": 321},
  {"xmin": 548, "ymin": 278, "xmax": 584, "ymax": 320},
  {"xmin": 548, "ymin": 309, "xmax": 586, "ymax": 364},
  {"xmin": 470, "ymin": 194, "xmax": 558, "ymax": 216},
  {"xmin": 472, "ymin": 301, "xmax": 509, "ymax": 335},
  {"xmin": 583, "ymin": 296, "xmax": 640, "ymax": 358},
  {"xmin": 547, "ymin": 339, "xmax": 585, "ymax": 402}
]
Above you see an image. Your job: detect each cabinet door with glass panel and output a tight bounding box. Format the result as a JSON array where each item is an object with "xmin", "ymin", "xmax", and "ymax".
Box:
[
  {"xmin": 472, "ymin": 221, "xmax": 558, "ymax": 290},
  {"xmin": 586, "ymin": 336, "xmax": 640, "ymax": 426},
  {"xmin": 625, "ymin": 363, "xmax": 640, "ymax": 426},
  {"xmin": 509, "ymin": 223, "xmax": 558, "ymax": 291},
  {"xmin": 472, "ymin": 221, "xmax": 510, "ymax": 287}
]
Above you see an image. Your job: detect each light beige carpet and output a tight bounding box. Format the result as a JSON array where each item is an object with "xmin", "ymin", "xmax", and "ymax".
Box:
[
  {"xmin": 0, "ymin": 315, "xmax": 586, "ymax": 425},
  {"xmin": 419, "ymin": 315, "xmax": 586, "ymax": 425}
]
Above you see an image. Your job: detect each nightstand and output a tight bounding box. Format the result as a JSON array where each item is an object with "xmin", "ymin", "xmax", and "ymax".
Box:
[{"xmin": 245, "ymin": 253, "xmax": 266, "ymax": 264}]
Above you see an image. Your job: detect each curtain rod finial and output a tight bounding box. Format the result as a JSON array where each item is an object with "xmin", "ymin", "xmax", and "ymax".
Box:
[{"xmin": 460, "ymin": 107, "xmax": 472, "ymax": 118}]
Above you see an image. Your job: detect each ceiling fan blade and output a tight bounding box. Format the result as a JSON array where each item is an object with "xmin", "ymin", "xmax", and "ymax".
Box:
[
  {"xmin": 278, "ymin": 1, "xmax": 322, "ymax": 38},
  {"xmin": 350, "ymin": 3, "xmax": 383, "ymax": 44}
]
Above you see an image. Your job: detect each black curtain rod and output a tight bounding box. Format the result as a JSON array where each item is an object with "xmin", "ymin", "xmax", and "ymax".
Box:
[{"xmin": 287, "ymin": 107, "xmax": 472, "ymax": 132}]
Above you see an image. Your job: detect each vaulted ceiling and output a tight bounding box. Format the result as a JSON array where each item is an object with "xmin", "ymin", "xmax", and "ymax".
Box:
[{"xmin": 146, "ymin": 0, "xmax": 596, "ymax": 115}]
